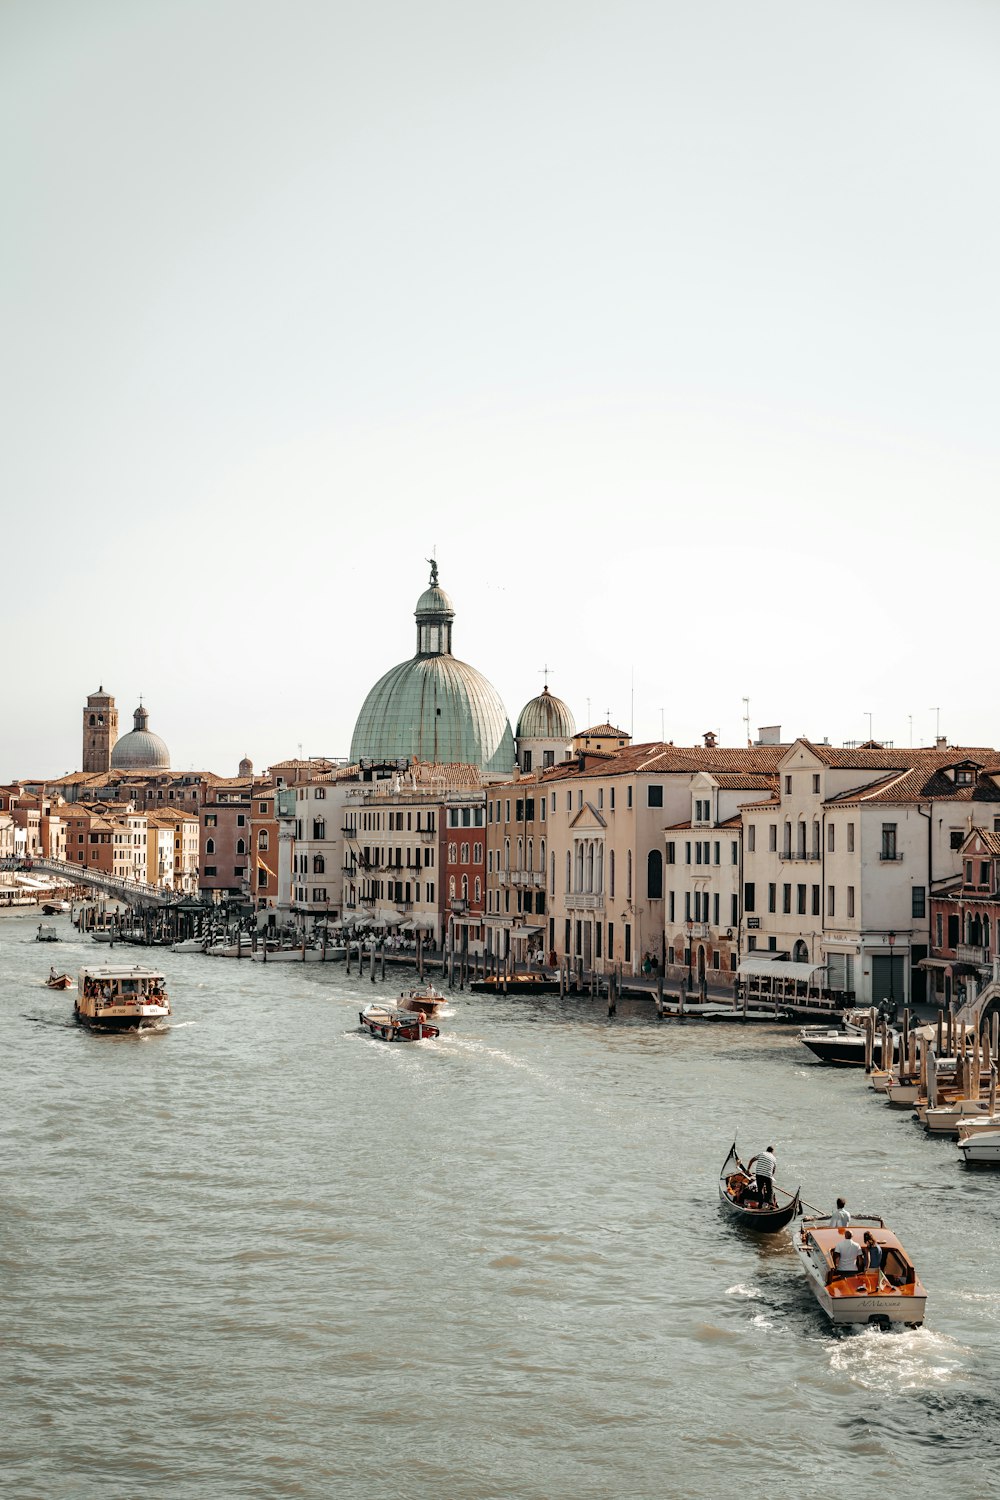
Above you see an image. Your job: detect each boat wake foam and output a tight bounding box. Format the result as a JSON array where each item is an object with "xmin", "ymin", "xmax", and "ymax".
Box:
[{"xmin": 827, "ymin": 1325, "xmax": 967, "ymax": 1391}]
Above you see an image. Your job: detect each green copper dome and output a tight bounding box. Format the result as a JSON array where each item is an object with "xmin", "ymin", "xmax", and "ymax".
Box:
[
  {"xmin": 516, "ymin": 685, "xmax": 576, "ymax": 740},
  {"xmin": 350, "ymin": 566, "xmax": 515, "ymax": 773}
]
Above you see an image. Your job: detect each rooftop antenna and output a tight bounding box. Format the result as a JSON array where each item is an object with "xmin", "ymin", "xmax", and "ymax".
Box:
[
  {"xmin": 742, "ymin": 696, "xmax": 750, "ymax": 746},
  {"xmin": 586, "ymin": 697, "xmax": 591, "ymax": 724},
  {"xmin": 630, "ymin": 666, "xmax": 634, "ymax": 738},
  {"xmin": 660, "ymin": 706, "xmax": 665, "ymax": 742},
  {"xmin": 864, "ymin": 711, "xmax": 872, "ymax": 741},
  {"xmin": 930, "ymin": 706, "xmax": 941, "ymax": 740},
  {"xmin": 909, "ymin": 714, "xmax": 913, "ymax": 747}
]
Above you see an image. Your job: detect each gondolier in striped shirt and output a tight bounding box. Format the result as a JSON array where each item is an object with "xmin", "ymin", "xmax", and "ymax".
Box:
[{"xmin": 750, "ymin": 1145, "xmax": 777, "ymax": 1204}]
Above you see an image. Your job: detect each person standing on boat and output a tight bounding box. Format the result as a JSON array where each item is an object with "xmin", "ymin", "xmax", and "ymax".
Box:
[
  {"xmin": 830, "ymin": 1198, "xmax": 850, "ymax": 1229},
  {"xmin": 750, "ymin": 1145, "xmax": 777, "ymax": 1204},
  {"xmin": 861, "ymin": 1232, "xmax": 882, "ymax": 1273}
]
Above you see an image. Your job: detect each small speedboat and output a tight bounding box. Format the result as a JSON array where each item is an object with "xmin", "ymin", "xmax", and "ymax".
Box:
[
  {"xmin": 398, "ymin": 980, "xmax": 447, "ymax": 1015},
  {"xmin": 45, "ymin": 972, "xmax": 74, "ymax": 990},
  {"xmin": 359, "ymin": 1002, "xmax": 439, "ymax": 1042},
  {"xmin": 793, "ymin": 1215, "xmax": 927, "ymax": 1329},
  {"xmin": 797, "ymin": 1023, "xmax": 898, "ymax": 1068},
  {"xmin": 958, "ymin": 1129, "xmax": 1000, "ymax": 1165},
  {"xmin": 718, "ymin": 1142, "xmax": 800, "ymax": 1231}
]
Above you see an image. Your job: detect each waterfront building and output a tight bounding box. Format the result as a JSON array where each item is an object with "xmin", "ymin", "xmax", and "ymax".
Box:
[
  {"xmin": 0, "ymin": 811, "xmax": 13, "ymax": 863},
  {"xmin": 741, "ymin": 739, "xmax": 1000, "ymax": 1007},
  {"xmin": 350, "ymin": 563, "xmax": 516, "ymax": 775},
  {"xmin": 111, "ymin": 704, "xmax": 170, "ymax": 773},
  {"xmin": 663, "ymin": 769, "xmax": 779, "ymax": 986},
  {"xmin": 199, "ymin": 781, "xmax": 253, "ymax": 900},
  {"xmin": 572, "ymin": 721, "xmax": 631, "ymax": 756},
  {"xmin": 541, "ymin": 740, "xmax": 788, "ymax": 975},
  {"xmin": 282, "ymin": 775, "xmax": 350, "ymax": 923},
  {"xmin": 82, "ymin": 686, "xmax": 118, "ymax": 774},
  {"xmin": 929, "ymin": 825, "xmax": 1000, "ymax": 1008},
  {"xmin": 144, "ymin": 812, "xmax": 177, "ymax": 888},
  {"xmin": 515, "ymin": 685, "xmax": 576, "ymax": 774},
  {"xmin": 443, "ymin": 784, "xmax": 488, "ymax": 956},
  {"xmin": 249, "ymin": 784, "xmax": 279, "ymax": 909},
  {"xmin": 484, "ymin": 775, "xmax": 547, "ymax": 965}
]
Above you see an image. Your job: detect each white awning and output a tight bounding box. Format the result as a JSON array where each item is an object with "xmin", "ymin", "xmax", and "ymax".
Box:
[
  {"xmin": 918, "ymin": 958, "xmax": 952, "ymax": 970},
  {"xmin": 737, "ymin": 958, "xmax": 826, "ymax": 982}
]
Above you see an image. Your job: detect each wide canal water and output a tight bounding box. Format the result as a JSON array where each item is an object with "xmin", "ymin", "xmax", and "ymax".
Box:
[{"xmin": 4, "ymin": 909, "xmax": 1000, "ymax": 1499}]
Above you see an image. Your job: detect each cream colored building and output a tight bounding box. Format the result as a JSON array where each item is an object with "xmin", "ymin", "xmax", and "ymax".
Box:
[{"xmin": 742, "ymin": 739, "xmax": 1000, "ymax": 1006}]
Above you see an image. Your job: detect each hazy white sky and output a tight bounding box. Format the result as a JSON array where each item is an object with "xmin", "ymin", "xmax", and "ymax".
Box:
[{"xmin": 4, "ymin": 0, "xmax": 999, "ymax": 779}]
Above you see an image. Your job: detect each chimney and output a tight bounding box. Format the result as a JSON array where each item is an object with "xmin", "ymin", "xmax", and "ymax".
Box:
[
  {"xmin": 703, "ymin": 730, "xmax": 717, "ymax": 749},
  {"xmin": 755, "ymin": 725, "xmax": 782, "ymax": 746},
  {"xmin": 936, "ymin": 735, "xmax": 947, "ymax": 750}
]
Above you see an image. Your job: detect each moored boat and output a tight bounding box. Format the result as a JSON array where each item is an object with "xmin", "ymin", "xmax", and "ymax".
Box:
[
  {"xmin": 718, "ymin": 1142, "xmax": 800, "ymax": 1231},
  {"xmin": 797, "ymin": 1024, "xmax": 898, "ymax": 1068},
  {"xmin": 793, "ymin": 1215, "xmax": 927, "ymax": 1328},
  {"xmin": 359, "ymin": 1002, "xmax": 439, "ymax": 1042},
  {"xmin": 75, "ymin": 965, "xmax": 171, "ymax": 1032},
  {"xmin": 957, "ymin": 1129, "xmax": 1000, "ymax": 1165}
]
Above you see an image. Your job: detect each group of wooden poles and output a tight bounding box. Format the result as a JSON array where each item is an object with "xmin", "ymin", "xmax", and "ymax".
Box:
[{"xmin": 862, "ymin": 1005, "xmax": 1000, "ymax": 1114}]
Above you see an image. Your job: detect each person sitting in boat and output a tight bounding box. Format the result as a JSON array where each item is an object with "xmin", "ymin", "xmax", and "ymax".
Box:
[
  {"xmin": 830, "ymin": 1198, "xmax": 850, "ymax": 1229},
  {"xmin": 861, "ymin": 1232, "xmax": 882, "ymax": 1275},
  {"xmin": 748, "ymin": 1146, "xmax": 777, "ymax": 1204},
  {"xmin": 830, "ymin": 1229, "xmax": 864, "ymax": 1278}
]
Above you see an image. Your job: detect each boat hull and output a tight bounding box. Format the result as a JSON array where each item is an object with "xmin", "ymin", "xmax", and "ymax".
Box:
[
  {"xmin": 359, "ymin": 1007, "xmax": 439, "ymax": 1042},
  {"xmin": 793, "ymin": 1218, "xmax": 926, "ymax": 1328},
  {"xmin": 74, "ymin": 1006, "xmax": 170, "ymax": 1033},
  {"xmin": 799, "ymin": 1034, "xmax": 896, "ymax": 1067}
]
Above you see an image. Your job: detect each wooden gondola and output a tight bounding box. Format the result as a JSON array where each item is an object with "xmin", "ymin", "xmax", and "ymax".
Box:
[{"xmin": 718, "ymin": 1142, "xmax": 801, "ymax": 1231}]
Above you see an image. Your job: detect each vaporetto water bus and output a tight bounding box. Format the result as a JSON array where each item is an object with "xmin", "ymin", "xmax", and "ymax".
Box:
[{"xmin": 74, "ymin": 965, "xmax": 171, "ymax": 1033}]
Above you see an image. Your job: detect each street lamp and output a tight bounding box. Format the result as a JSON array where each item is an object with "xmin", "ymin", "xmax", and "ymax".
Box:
[{"xmin": 888, "ymin": 930, "xmax": 896, "ymax": 1017}]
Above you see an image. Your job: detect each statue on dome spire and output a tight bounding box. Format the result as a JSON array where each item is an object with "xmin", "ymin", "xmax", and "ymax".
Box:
[{"xmin": 426, "ymin": 556, "xmax": 438, "ymax": 587}]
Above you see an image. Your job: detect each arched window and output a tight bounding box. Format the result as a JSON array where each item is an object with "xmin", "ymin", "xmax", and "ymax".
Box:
[
  {"xmin": 517, "ymin": 837, "xmax": 523, "ymax": 870},
  {"xmin": 596, "ymin": 844, "xmax": 604, "ymax": 892},
  {"xmin": 586, "ymin": 842, "xmax": 594, "ymax": 892},
  {"xmin": 205, "ymin": 838, "xmax": 215, "ymax": 855},
  {"xmin": 797, "ymin": 822, "xmax": 806, "ymax": 857},
  {"xmin": 985, "ymin": 915, "xmax": 992, "ymax": 950},
  {"xmin": 811, "ymin": 821, "xmax": 820, "ymax": 858},
  {"xmin": 258, "ymin": 830, "xmax": 269, "ymax": 851},
  {"xmin": 527, "ymin": 837, "xmax": 533, "ymax": 871},
  {"xmin": 550, "ymin": 851, "xmax": 555, "ymax": 895},
  {"xmin": 461, "ymin": 842, "xmax": 469, "ymax": 863},
  {"xmin": 783, "ymin": 822, "xmax": 792, "ymax": 857},
  {"xmin": 236, "ymin": 838, "xmax": 246, "ymax": 855},
  {"xmin": 449, "ymin": 876, "xmax": 456, "ymax": 899},
  {"xmin": 461, "ymin": 874, "xmax": 468, "ymax": 900},
  {"xmin": 540, "ymin": 839, "xmax": 545, "ymax": 873},
  {"xmin": 610, "ymin": 849, "xmax": 616, "ymax": 898},
  {"xmin": 565, "ymin": 851, "xmax": 572, "ymax": 892},
  {"xmin": 647, "ymin": 849, "xmax": 663, "ymax": 900},
  {"xmin": 313, "ymin": 854, "xmax": 325, "ymax": 874},
  {"xmin": 504, "ymin": 838, "xmax": 510, "ymax": 871},
  {"xmin": 448, "ymin": 842, "xmax": 458, "ymax": 863},
  {"xmin": 474, "ymin": 877, "xmax": 481, "ymax": 903}
]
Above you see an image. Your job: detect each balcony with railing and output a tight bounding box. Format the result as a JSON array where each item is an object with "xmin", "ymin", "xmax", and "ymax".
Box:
[
  {"xmin": 779, "ymin": 850, "xmax": 820, "ymax": 862},
  {"xmin": 957, "ymin": 943, "xmax": 991, "ymax": 966},
  {"xmin": 566, "ymin": 892, "xmax": 603, "ymax": 910}
]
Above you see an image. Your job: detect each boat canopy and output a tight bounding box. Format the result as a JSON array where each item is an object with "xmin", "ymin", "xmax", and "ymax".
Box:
[{"xmin": 738, "ymin": 957, "xmax": 827, "ymax": 982}]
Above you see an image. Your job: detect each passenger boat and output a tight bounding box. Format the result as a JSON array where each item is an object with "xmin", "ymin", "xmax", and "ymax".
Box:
[
  {"xmin": 42, "ymin": 900, "xmax": 71, "ymax": 915},
  {"xmin": 359, "ymin": 1002, "xmax": 439, "ymax": 1042},
  {"xmin": 793, "ymin": 1215, "xmax": 927, "ymax": 1329},
  {"xmin": 35, "ymin": 923, "xmax": 59, "ymax": 943},
  {"xmin": 398, "ymin": 980, "xmax": 447, "ymax": 1015},
  {"xmin": 718, "ymin": 1142, "xmax": 800, "ymax": 1231},
  {"xmin": 46, "ymin": 971, "xmax": 74, "ymax": 990},
  {"xmin": 75, "ymin": 965, "xmax": 171, "ymax": 1032},
  {"xmin": 957, "ymin": 1129, "xmax": 1000, "ymax": 1165}
]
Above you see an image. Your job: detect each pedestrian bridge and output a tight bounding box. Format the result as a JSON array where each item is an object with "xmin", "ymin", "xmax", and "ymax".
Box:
[{"xmin": 29, "ymin": 857, "xmax": 178, "ymax": 908}]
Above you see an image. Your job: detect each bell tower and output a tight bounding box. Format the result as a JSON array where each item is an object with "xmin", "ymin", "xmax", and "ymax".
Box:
[{"xmin": 82, "ymin": 686, "xmax": 118, "ymax": 773}]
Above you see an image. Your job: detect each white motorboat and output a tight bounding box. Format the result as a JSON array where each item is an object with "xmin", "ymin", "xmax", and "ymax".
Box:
[
  {"xmin": 397, "ymin": 980, "xmax": 447, "ymax": 1015},
  {"xmin": 250, "ymin": 945, "xmax": 347, "ymax": 963},
  {"xmin": 920, "ymin": 1098, "xmax": 995, "ymax": 1135},
  {"xmin": 958, "ymin": 1130, "xmax": 1000, "ymax": 1165},
  {"xmin": 171, "ymin": 937, "xmax": 209, "ymax": 953},
  {"xmin": 793, "ymin": 1215, "xmax": 927, "ymax": 1329}
]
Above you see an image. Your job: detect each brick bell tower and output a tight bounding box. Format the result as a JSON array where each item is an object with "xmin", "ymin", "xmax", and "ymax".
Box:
[{"xmin": 82, "ymin": 686, "xmax": 118, "ymax": 773}]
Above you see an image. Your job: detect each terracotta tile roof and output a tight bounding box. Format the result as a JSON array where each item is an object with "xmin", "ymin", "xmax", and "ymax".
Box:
[
  {"xmin": 706, "ymin": 773, "xmax": 779, "ymax": 790},
  {"xmin": 577, "ymin": 723, "xmax": 630, "ymax": 738},
  {"xmin": 968, "ymin": 828, "xmax": 1000, "ymax": 856},
  {"xmin": 826, "ymin": 763, "xmax": 1000, "ymax": 806},
  {"xmin": 802, "ymin": 740, "xmax": 997, "ymax": 770}
]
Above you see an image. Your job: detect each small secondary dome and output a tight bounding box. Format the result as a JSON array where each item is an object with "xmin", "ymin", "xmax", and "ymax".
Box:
[
  {"xmin": 517, "ymin": 686, "xmax": 576, "ymax": 740},
  {"xmin": 110, "ymin": 705, "xmax": 170, "ymax": 771},
  {"xmin": 350, "ymin": 563, "xmax": 515, "ymax": 774}
]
